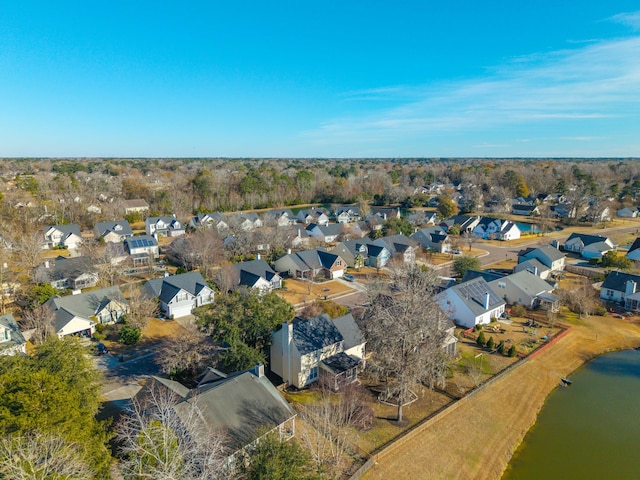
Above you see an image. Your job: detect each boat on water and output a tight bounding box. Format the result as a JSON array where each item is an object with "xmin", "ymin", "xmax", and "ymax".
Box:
[{"xmin": 561, "ymin": 378, "xmax": 572, "ymax": 386}]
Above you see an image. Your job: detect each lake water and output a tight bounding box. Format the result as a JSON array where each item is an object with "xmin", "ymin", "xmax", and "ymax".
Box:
[{"xmin": 502, "ymin": 349, "xmax": 640, "ymax": 480}]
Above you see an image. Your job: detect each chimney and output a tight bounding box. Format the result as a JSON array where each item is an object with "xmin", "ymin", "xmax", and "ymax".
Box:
[
  {"xmin": 484, "ymin": 292, "xmax": 491, "ymax": 310},
  {"xmin": 625, "ymin": 280, "xmax": 636, "ymax": 296},
  {"xmin": 282, "ymin": 322, "xmax": 293, "ymax": 386},
  {"xmin": 256, "ymin": 253, "xmax": 261, "ymax": 260},
  {"xmin": 252, "ymin": 363, "xmax": 265, "ymax": 378},
  {"xmin": 287, "ymin": 248, "xmax": 292, "ymax": 255},
  {"xmin": 44, "ymin": 260, "xmax": 50, "ymax": 269}
]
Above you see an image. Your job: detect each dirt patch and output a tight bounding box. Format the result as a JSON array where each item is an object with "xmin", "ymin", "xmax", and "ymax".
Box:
[
  {"xmin": 102, "ymin": 318, "xmax": 189, "ymax": 356},
  {"xmin": 362, "ymin": 313, "xmax": 640, "ymax": 480},
  {"xmin": 277, "ymin": 278, "xmax": 355, "ymax": 306}
]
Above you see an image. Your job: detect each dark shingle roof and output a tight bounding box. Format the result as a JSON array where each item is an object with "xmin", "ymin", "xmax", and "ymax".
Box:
[
  {"xmin": 145, "ymin": 272, "xmax": 209, "ymax": 303},
  {"xmin": 292, "ymin": 314, "xmax": 343, "ymax": 355},
  {"xmin": 234, "ymin": 259, "xmax": 279, "ymax": 287},
  {"xmin": 95, "ymin": 220, "xmax": 133, "ymax": 238},
  {"xmin": 330, "ymin": 314, "xmax": 364, "ymax": 350},
  {"xmin": 566, "ymin": 233, "xmax": 611, "ymax": 246},
  {"xmin": 601, "ymin": 271, "xmax": 640, "ymax": 292},
  {"xmin": 322, "ymin": 352, "xmax": 360, "ymax": 373}
]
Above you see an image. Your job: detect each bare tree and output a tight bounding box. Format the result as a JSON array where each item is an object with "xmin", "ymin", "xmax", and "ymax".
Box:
[
  {"xmin": 214, "ymin": 264, "xmax": 240, "ymax": 294},
  {"xmin": 297, "ymin": 380, "xmax": 372, "ymax": 477},
  {"xmin": 0, "ymin": 433, "xmax": 92, "ymax": 480},
  {"xmin": 358, "ymin": 264, "xmax": 450, "ymax": 422},
  {"xmin": 462, "ymin": 230, "xmax": 476, "ymax": 252},
  {"xmin": 157, "ymin": 324, "xmax": 216, "ymax": 378},
  {"xmin": 21, "ymin": 305, "xmax": 55, "ymax": 344},
  {"xmin": 116, "ymin": 381, "xmax": 229, "ymax": 480},
  {"xmin": 12, "ymin": 230, "xmax": 45, "ymax": 283},
  {"xmin": 125, "ymin": 286, "xmax": 158, "ymax": 329}
]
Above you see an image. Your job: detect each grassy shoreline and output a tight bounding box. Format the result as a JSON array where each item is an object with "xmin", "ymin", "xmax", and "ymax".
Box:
[{"xmin": 362, "ymin": 314, "xmax": 640, "ymax": 480}]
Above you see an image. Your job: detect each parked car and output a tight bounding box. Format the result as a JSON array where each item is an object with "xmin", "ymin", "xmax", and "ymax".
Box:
[{"xmin": 343, "ymin": 274, "xmax": 356, "ymax": 282}]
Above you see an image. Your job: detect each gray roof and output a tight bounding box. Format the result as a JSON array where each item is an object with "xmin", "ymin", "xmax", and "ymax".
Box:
[
  {"xmin": 518, "ymin": 245, "xmax": 565, "ymax": 264},
  {"xmin": 234, "ymin": 259, "xmax": 280, "ymax": 287},
  {"xmin": 566, "ymin": 233, "xmax": 612, "ymax": 247},
  {"xmin": 514, "ymin": 258, "xmax": 549, "ymax": 276},
  {"xmin": 462, "ymin": 269, "xmax": 506, "ymax": 283},
  {"xmin": 145, "ymin": 216, "xmax": 183, "ymax": 230},
  {"xmin": 373, "ymin": 234, "xmax": 417, "ymax": 255},
  {"xmin": 601, "ymin": 271, "xmax": 640, "ymax": 292},
  {"xmin": 628, "ymin": 237, "xmax": 640, "ymax": 255},
  {"xmin": 500, "ymin": 270, "xmax": 555, "ymax": 297},
  {"xmin": 44, "ymin": 224, "xmax": 81, "ymax": 238},
  {"xmin": 145, "ymin": 272, "xmax": 210, "ymax": 303},
  {"xmin": 94, "ymin": 220, "xmax": 133, "ymax": 238},
  {"xmin": 0, "ymin": 314, "xmax": 26, "ymax": 352},
  {"xmin": 45, "ymin": 286, "xmax": 126, "ymax": 332},
  {"xmin": 37, "ymin": 255, "xmax": 95, "ymax": 284},
  {"xmin": 448, "ymin": 277, "xmax": 505, "ymax": 316},
  {"xmin": 292, "ymin": 314, "xmax": 343, "ymax": 355},
  {"xmin": 331, "ymin": 313, "xmax": 364, "ymax": 351},
  {"xmin": 174, "ymin": 372, "xmax": 296, "ymax": 448},
  {"xmin": 307, "ymin": 223, "xmax": 342, "ymax": 237}
]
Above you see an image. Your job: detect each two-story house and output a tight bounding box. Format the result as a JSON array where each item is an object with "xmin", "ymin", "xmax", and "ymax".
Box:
[
  {"xmin": 94, "ymin": 220, "xmax": 133, "ymax": 243},
  {"xmin": 564, "ymin": 233, "xmax": 616, "ymax": 259},
  {"xmin": 516, "ymin": 245, "xmax": 566, "ymax": 279},
  {"xmin": 43, "ymin": 224, "xmax": 83, "ymax": 249},
  {"xmin": 331, "ymin": 240, "xmax": 391, "ymax": 269},
  {"xmin": 270, "ymin": 314, "xmax": 365, "ymax": 390},
  {"xmin": 274, "ymin": 249, "xmax": 346, "ymax": 280},
  {"xmin": 234, "ymin": 259, "xmax": 282, "ymax": 293},
  {"xmin": 145, "ymin": 216, "xmax": 186, "ymax": 238},
  {"xmin": 411, "ymin": 227, "xmax": 452, "ymax": 254},
  {"xmin": 144, "ymin": 272, "xmax": 214, "ymax": 318}
]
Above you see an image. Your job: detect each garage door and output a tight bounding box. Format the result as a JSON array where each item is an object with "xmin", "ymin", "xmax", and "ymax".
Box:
[{"xmin": 170, "ymin": 303, "xmax": 193, "ymax": 319}]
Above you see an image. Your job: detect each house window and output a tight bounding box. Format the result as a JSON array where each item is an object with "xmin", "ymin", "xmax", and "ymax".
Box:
[
  {"xmin": 498, "ymin": 282, "xmax": 506, "ymax": 289},
  {"xmin": 309, "ymin": 366, "xmax": 318, "ymax": 381},
  {"xmin": 607, "ymin": 289, "xmax": 614, "ymax": 297}
]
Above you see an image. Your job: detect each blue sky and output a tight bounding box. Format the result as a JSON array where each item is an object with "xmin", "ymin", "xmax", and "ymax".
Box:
[{"xmin": 1, "ymin": 2, "xmax": 639, "ymax": 158}]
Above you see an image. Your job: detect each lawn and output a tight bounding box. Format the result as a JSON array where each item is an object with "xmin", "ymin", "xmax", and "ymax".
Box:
[
  {"xmin": 100, "ymin": 317, "xmax": 189, "ymax": 357},
  {"xmin": 277, "ymin": 278, "xmax": 355, "ymax": 306}
]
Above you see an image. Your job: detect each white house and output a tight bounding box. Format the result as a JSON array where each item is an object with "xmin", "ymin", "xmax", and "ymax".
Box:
[
  {"xmin": 600, "ymin": 271, "xmax": 640, "ymax": 305},
  {"xmin": 564, "ymin": 233, "xmax": 616, "ymax": 259},
  {"xmin": 0, "ymin": 314, "xmax": 27, "ymax": 355},
  {"xmin": 270, "ymin": 314, "xmax": 364, "ymax": 390},
  {"xmin": 234, "ymin": 259, "xmax": 282, "ymax": 293},
  {"xmin": 144, "ymin": 272, "xmax": 214, "ymax": 319},
  {"xmin": 145, "ymin": 216, "xmax": 186, "ymax": 237},
  {"xmin": 472, "ymin": 218, "xmax": 521, "ymax": 241},
  {"xmin": 94, "ymin": 220, "xmax": 133, "ymax": 243},
  {"xmin": 43, "ymin": 224, "xmax": 83, "ymax": 249},
  {"xmin": 437, "ymin": 277, "xmax": 506, "ymax": 328},
  {"xmin": 306, "ymin": 223, "xmax": 343, "ymax": 243},
  {"xmin": 516, "ymin": 245, "xmax": 565, "ymax": 279},
  {"xmin": 44, "ymin": 286, "xmax": 128, "ymax": 338},
  {"xmin": 489, "ymin": 271, "xmax": 560, "ymax": 312}
]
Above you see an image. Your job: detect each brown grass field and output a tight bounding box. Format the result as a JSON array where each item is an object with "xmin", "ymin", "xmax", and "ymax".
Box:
[
  {"xmin": 277, "ymin": 278, "xmax": 356, "ymax": 306},
  {"xmin": 362, "ymin": 313, "xmax": 640, "ymax": 480}
]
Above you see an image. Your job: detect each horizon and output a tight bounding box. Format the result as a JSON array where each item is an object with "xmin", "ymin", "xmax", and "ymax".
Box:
[{"xmin": 2, "ymin": 2, "xmax": 640, "ymax": 157}]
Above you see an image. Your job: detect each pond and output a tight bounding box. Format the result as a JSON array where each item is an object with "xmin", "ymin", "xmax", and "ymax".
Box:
[{"xmin": 502, "ymin": 349, "xmax": 640, "ymax": 480}]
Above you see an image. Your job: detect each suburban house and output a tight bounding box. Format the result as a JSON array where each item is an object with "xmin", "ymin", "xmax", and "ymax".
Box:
[
  {"xmin": 188, "ymin": 212, "xmax": 229, "ymax": 231},
  {"xmin": 145, "ymin": 216, "xmax": 186, "ymax": 238},
  {"xmin": 94, "ymin": 220, "xmax": 133, "ymax": 243},
  {"xmin": 512, "ymin": 204, "xmax": 540, "ymax": 216},
  {"xmin": 144, "ymin": 272, "xmax": 214, "ymax": 319},
  {"xmin": 370, "ymin": 207, "xmax": 401, "ymax": 220},
  {"xmin": 124, "ymin": 235, "xmax": 160, "ymax": 266},
  {"xmin": 411, "ymin": 227, "xmax": 452, "ymax": 253},
  {"xmin": 288, "ymin": 227, "xmax": 311, "ymax": 249},
  {"xmin": 600, "ymin": 271, "xmax": 640, "ymax": 305},
  {"xmin": 234, "ymin": 259, "xmax": 282, "ymax": 292},
  {"xmin": 305, "ymin": 223, "xmax": 343, "ymax": 243},
  {"xmin": 439, "ymin": 215, "xmax": 481, "ymax": 233},
  {"xmin": 270, "ymin": 314, "xmax": 365, "ymax": 390},
  {"xmin": 626, "ymin": 238, "xmax": 640, "ymax": 261},
  {"xmin": 274, "ymin": 249, "xmax": 346, "ymax": 279},
  {"xmin": 489, "ymin": 270, "xmax": 560, "ymax": 312},
  {"xmin": 35, "ymin": 256, "xmax": 98, "ymax": 290},
  {"xmin": 44, "ymin": 286, "xmax": 128, "ymax": 338},
  {"xmin": 472, "ymin": 217, "xmax": 521, "ymax": 241},
  {"xmin": 122, "ymin": 199, "xmax": 150, "ymax": 216},
  {"xmin": 406, "ymin": 211, "xmax": 439, "ymax": 227},
  {"xmin": 43, "ymin": 224, "xmax": 83, "ymax": 249},
  {"xmin": 296, "ymin": 208, "xmax": 330, "ymax": 226},
  {"xmin": 135, "ymin": 366, "xmax": 296, "ymax": 454},
  {"xmin": 331, "ymin": 239, "xmax": 391, "ymax": 269},
  {"xmin": 228, "ymin": 213, "xmax": 263, "ymax": 231},
  {"xmin": 617, "ymin": 207, "xmax": 639, "ymax": 218},
  {"xmin": 564, "ymin": 233, "xmax": 616, "ymax": 259},
  {"xmin": 437, "ymin": 277, "xmax": 506, "ymax": 328},
  {"xmin": 516, "ymin": 245, "xmax": 566, "ymax": 279},
  {"xmin": 373, "ymin": 234, "xmax": 419, "ymax": 263},
  {"xmin": 0, "ymin": 313, "xmax": 27, "ymax": 355},
  {"xmin": 265, "ymin": 209, "xmax": 296, "ymax": 227},
  {"xmin": 334, "ymin": 206, "xmax": 361, "ymax": 224}
]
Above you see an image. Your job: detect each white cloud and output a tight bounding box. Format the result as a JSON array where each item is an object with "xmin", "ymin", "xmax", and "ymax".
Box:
[
  {"xmin": 302, "ymin": 32, "xmax": 640, "ymax": 155},
  {"xmin": 610, "ymin": 11, "xmax": 640, "ymax": 30}
]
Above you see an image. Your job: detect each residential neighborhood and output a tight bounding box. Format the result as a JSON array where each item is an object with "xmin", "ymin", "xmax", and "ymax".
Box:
[{"xmin": 2, "ymin": 157, "xmax": 640, "ymax": 479}]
